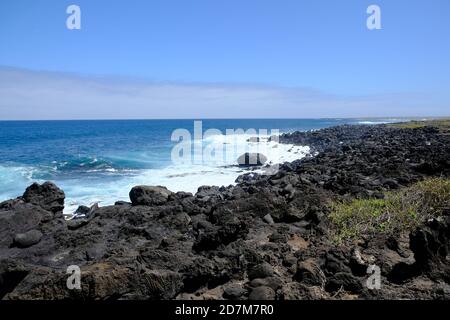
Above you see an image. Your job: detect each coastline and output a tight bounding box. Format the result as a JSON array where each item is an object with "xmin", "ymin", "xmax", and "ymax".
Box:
[
  {"xmin": 2, "ymin": 118, "xmax": 399, "ymax": 215},
  {"xmin": 0, "ymin": 120, "xmax": 449, "ymax": 300}
]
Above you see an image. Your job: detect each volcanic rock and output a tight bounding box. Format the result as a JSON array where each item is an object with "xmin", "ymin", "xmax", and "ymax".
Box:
[
  {"xmin": 129, "ymin": 185, "xmax": 173, "ymax": 206},
  {"xmin": 22, "ymin": 182, "xmax": 65, "ymax": 214},
  {"xmin": 248, "ymin": 286, "xmax": 276, "ymax": 300},
  {"xmin": 13, "ymin": 230, "xmax": 43, "ymax": 248},
  {"xmin": 237, "ymin": 153, "xmax": 267, "ymax": 167}
]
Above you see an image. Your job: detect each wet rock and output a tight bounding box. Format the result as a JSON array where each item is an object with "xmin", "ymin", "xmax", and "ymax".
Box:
[
  {"xmin": 73, "ymin": 203, "xmax": 98, "ymax": 219},
  {"xmin": 237, "ymin": 153, "xmax": 267, "ymax": 167},
  {"xmin": 75, "ymin": 205, "xmax": 90, "ymax": 215}
]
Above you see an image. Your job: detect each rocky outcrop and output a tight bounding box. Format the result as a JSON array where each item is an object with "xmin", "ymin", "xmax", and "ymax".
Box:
[
  {"xmin": 22, "ymin": 182, "xmax": 65, "ymax": 214},
  {"xmin": 0, "ymin": 123, "xmax": 449, "ymax": 300},
  {"xmin": 129, "ymin": 186, "xmax": 173, "ymax": 206}
]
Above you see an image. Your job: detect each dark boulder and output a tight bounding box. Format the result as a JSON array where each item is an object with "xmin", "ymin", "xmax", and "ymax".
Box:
[
  {"xmin": 325, "ymin": 272, "xmax": 363, "ymax": 293},
  {"xmin": 13, "ymin": 230, "xmax": 43, "ymax": 248},
  {"xmin": 129, "ymin": 185, "xmax": 173, "ymax": 206},
  {"xmin": 74, "ymin": 205, "xmax": 90, "ymax": 216},
  {"xmin": 410, "ymin": 217, "xmax": 449, "ymax": 270},
  {"xmin": 248, "ymin": 286, "xmax": 275, "ymax": 300},
  {"xmin": 248, "ymin": 262, "xmax": 274, "ymax": 280},
  {"xmin": 193, "ymin": 215, "xmax": 248, "ymax": 251},
  {"xmin": 249, "ymin": 277, "xmax": 283, "ymax": 291},
  {"xmin": 237, "ymin": 153, "xmax": 267, "ymax": 167},
  {"xmin": 22, "ymin": 182, "xmax": 65, "ymax": 214},
  {"xmin": 0, "ymin": 202, "xmax": 53, "ymax": 248},
  {"xmin": 223, "ymin": 284, "xmax": 247, "ymax": 300}
]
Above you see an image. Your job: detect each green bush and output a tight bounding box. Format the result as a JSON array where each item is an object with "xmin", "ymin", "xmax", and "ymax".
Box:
[{"xmin": 329, "ymin": 178, "xmax": 450, "ymax": 242}]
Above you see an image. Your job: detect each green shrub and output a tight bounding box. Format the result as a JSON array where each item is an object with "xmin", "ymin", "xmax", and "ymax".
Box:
[{"xmin": 329, "ymin": 178, "xmax": 450, "ymax": 242}]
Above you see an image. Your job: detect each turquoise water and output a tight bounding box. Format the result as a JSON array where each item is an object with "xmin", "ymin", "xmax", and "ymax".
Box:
[{"xmin": 0, "ymin": 118, "xmax": 399, "ymax": 212}]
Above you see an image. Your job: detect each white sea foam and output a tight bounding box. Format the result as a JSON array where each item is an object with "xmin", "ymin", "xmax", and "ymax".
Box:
[
  {"xmin": 62, "ymin": 135, "xmax": 309, "ymax": 214},
  {"xmin": 0, "ymin": 165, "xmax": 38, "ymax": 198},
  {"xmin": 356, "ymin": 119, "xmax": 402, "ymax": 125},
  {"xmin": 0, "ymin": 135, "xmax": 310, "ymax": 215}
]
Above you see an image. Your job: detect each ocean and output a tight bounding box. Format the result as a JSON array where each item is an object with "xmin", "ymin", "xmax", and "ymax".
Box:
[{"xmin": 0, "ymin": 118, "xmax": 400, "ymax": 213}]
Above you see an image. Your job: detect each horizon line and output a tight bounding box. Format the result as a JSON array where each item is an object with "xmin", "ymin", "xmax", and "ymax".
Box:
[{"xmin": 0, "ymin": 116, "xmax": 449, "ymax": 122}]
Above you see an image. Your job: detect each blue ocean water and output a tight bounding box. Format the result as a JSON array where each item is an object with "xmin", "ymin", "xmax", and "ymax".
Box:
[{"xmin": 0, "ymin": 118, "xmax": 399, "ymax": 212}]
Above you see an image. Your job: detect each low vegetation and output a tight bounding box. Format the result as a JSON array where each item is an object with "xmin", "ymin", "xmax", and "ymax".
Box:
[
  {"xmin": 330, "ymin": 178, "xmax": 450, "ymax": 242},
  {"xmin": 388, "ymin": 119, "xmax": 450, "ymax": 132}
]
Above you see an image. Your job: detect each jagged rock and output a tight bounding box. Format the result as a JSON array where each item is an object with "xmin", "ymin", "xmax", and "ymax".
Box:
[
  {"xmin": 410, "ymin": 217, "xmax": 449, "ymax": 270},
  {"xmin": 22, "ymin": 182, "xmax": 65, "ymax": 213},
  {"xmin": 139, "ymin": 269, "xmax": 183, "ymax": 299},
  {"xmin": 325, "ymin": 272, "xmax": 363, "ymax": 293},
  {"xmin": 0, "ymin": 261, "xmax": 30, "ymax": 299},
  {"xmin": 248, "ymin": 286, "xmax": 275, "ymax": 300},
  {"xmin": 72, "ymin": 203, "xmax": 98, "ymax": 219},
  {"xmin": 294, "ymin": 258, "xmax": 326, "ymax": 287},
  {"xmin": 74, "ymin": 205, "xmax": 90, "ymax": 216}
]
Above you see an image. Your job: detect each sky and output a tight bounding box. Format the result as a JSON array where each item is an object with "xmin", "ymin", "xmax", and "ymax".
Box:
[{"xmin": 0, "ymin": 0, "xmax": 449, "ymax": 119}]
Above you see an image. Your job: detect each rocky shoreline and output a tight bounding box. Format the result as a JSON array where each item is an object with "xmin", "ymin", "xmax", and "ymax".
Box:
[{"xmin": 0, "ymin": 122, "xmax": 449, "ymax": 300}]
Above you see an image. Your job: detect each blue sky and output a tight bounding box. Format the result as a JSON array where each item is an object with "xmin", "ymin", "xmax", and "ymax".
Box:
[{"xmin": 0, "ymin": 0, "xmax": 449, "ymax": 119}]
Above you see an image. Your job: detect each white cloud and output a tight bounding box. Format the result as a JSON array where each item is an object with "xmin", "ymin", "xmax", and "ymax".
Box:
[{"xmin": 0, "ymin": 67, "xmax": 447, "ymax": 120}]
